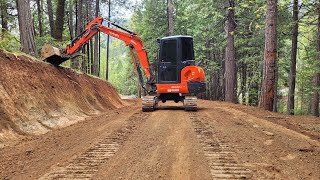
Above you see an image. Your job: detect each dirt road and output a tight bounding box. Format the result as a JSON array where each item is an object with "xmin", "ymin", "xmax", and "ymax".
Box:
[{"xmin": 0, "ymin": 100, "xmax": 319, "ymax": 180}]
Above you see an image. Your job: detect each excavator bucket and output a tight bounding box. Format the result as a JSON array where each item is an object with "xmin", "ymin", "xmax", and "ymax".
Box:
[{"xmin": 41, "ymin": 44, "xmax": 70, "ymax": 66}]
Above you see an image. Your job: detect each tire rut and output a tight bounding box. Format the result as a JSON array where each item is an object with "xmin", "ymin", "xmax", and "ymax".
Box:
[
  {"xmin": 39, "ymin": 111, "xmax": 149, "ymax": 180},
  {"xmin": 189, "ymin": 112, "xmax": 252, "ymax": 179}
]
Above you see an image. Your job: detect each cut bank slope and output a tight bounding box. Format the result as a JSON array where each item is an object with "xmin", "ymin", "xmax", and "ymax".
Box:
[{"xmin": 0, "ymin": 49, "xmax": 124, "ymax": 145}]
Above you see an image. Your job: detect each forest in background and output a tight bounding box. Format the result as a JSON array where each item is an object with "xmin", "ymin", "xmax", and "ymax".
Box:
[{"xmin": 0, "ymin": 0, "xmax": 319, "ymax": 117}]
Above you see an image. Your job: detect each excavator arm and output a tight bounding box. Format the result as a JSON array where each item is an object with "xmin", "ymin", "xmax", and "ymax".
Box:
[{"xmin": 41, "ymin": 16, "xmax": 154, "ymax": 91}]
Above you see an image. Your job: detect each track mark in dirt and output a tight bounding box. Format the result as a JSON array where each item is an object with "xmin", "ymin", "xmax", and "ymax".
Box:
[
  {"xmin": 216, "ymin": 107, "xmax": 320, "ymax": 147},
  {"xmin": 189, "ymin": 112, "xmax": 252, "ymax": 179},
  {"xmin": 39, "ymin": 112, "xmax": 149, "ymax": 180}
]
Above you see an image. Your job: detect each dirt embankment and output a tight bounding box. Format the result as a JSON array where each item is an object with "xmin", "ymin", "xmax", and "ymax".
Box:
[{"xmin": 0, "ymin": 49, "xmax": 124, "ymax": 146}]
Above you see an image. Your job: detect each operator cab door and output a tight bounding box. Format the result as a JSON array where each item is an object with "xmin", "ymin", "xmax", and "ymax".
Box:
[
  {"xmin": 158, "ymin": 39, "xmax": 178, "ymax": 84},
  {"xmin": 181, "ymin": 37, "xmax": 195, "ymax": 68}
]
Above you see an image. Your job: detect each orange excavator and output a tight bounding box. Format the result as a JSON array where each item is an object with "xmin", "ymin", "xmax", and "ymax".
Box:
[{"xmin": 41, "ymin": 16, "xmax": 206, "ymax": 111}]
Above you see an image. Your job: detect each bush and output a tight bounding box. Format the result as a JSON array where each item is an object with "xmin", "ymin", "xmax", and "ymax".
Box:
[{"xmin": 0, "ymin": 32, "xmax": 21, "ymax": 52}]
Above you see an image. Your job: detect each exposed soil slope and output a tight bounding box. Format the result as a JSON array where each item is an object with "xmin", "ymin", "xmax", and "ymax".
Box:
[{"xmin": 0, "ymin": 49, "xmax": 124, "ymax": 146}]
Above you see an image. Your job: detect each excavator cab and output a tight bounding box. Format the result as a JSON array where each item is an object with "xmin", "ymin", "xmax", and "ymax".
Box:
[{"xmin": 157, "ymin": 36, "xmax": 195, "ymax": 84}]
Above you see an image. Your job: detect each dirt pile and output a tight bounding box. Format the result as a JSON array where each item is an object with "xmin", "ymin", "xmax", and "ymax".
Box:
[{"xmin": 0, "ymin": 49, "xmax": 124, "ymax": 146}]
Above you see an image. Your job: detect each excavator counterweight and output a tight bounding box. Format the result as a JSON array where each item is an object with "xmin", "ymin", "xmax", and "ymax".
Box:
[{"xmin": 41, "ymin": 16, "xmax": 206, "ymax": 111}]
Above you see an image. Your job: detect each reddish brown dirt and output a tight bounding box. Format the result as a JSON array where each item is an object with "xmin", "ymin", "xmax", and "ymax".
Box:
[
  {"xmin": 0, "ymin": 49, "xmax": 124, "ymax": 147},
  {"xmin": 0, "ymin": 50, "xmax": 319, "ymax": 179},
  {"xmin": 214, "ymin": 101, "xmax": 320, "ymax": 141},
  {"xmin": 0, "ymin": 100, "xmax": 318, "ymax": 180}
]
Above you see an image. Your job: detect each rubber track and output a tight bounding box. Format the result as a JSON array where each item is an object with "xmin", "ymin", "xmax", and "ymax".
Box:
[
  {"xmin": 184, "ymin": 96, "xmax": 197, "ymax": 111},
  {"xmin": 39, "ymin": 112, "xmax": 148, "ymax": 180},
  {"xmin": 189, "ymin": 112, "xmax": 252, "ymax": 179},
  {"xmin": 142, "ymin": 96, "xmax": 155, "ymax": 111}
]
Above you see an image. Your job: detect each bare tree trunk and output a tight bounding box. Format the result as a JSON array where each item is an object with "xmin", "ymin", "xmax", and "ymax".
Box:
[
  {"xmin": 240, "ymin": 62, "xmax": 247, "ymax": 104},
  {"xmin": 16, "ymin": 0, "xmax": 37, "ymax": 56},
  {"xmin": 249, "ymin": 74, "xmax": 259, "ymax": 106},
  {"xmin": 1, "ymin": 1, "xmax": 8, "ymax": 35},
  {"xmin": 259, "ymin": 0, "xmax": 277, "ymax": 111},
  {"xmin": 221, "ymin": 49, "xmax": 225, "ymax": 100},
  {"xmin": 287, "ymin": 0, "xmax": 299, "ymax": 115},
  {"xmin": 35, "ymin": 0, "xmax": 43, "ymax": 36},
  {"xmin": 224, "ymin": 0, "xmax": 237, "ymax": 103},
  {"xmin": 93, "ymin": 0, "xmax": 100, "ymax": 76},
  {"xmin": 106, "ymin": 0, "xmax": 111, "ymax": 80},
  {"xmin": 312, "ymin": 5, "xmax": 320, "ymax": 117},
  {"xmin": 68, "ymin": 0, "xmax": 74, "ymax": 40},
  {"xmin": 167, "ymin": 0, "xmax": 174, "ymax": 35},
  {"xmin": 54, "ymin": 0, "xmax": 66, "ymax": 40},
  {"xmin": 87, "ymin": 0, "xmax": 94, "ymax": 73},
  {"xmin": 273, "ymin": 62, "xmax": 278, "ymax": 112},
  {"xmin": 312, "ymin": 76, "xmax": 320, "ymax": 117},
  {"xmin": 90, "ymin": 38, "xmax": 94, "ymax": 74},
  {"xmin": 211, "ymin": 49, "xmax": 222, "ymax": 101},
  {"xmin": 77, "ymin": 0, "xmax": 83, "ymax": 42},
  {"xmin": 71, "ymin": 0, "xmax": 83, "ymax": 70},
  {"xmin": 81, "ymin": 0, "xmax": 91, "ymax": 73},
  {"xmin": 47, "ymin": 0, "xmax": 55, "ymax": 37}
]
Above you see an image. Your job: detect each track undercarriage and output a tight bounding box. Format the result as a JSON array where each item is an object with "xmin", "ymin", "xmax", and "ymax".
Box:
[{"xmin": 142, "ymin": 94, "xmax": 197, "ymax": 112}]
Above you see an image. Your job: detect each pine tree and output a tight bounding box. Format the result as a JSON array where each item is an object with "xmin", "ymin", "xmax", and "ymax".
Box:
[
  {"xmin": 287, "ymin": 0, "xmax": 299, "ymax": 115},
  {"xmin": 259, "ymin": 0, "xmax": 278, "ymax": 111},
  {"xmin": 224, "ymin": 0, "xmax": 237, "ymax": 103},
  {"xmin": 54, "ymin": 0, "xmax": 66, "ymax": 40},
  {"xmin": 16, "ymin": 0, "xmax": 37, "ymax": 56}
]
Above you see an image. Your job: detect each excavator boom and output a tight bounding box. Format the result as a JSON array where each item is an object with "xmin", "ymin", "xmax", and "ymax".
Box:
[{"xmin": 41, "ymin": 16, "xmax": 152, "ymax": 81}]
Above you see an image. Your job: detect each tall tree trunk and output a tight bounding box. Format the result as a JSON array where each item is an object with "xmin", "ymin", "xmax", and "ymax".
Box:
[
  {"xmin": 93, "ymin": 0, "xmax": 100, "ymax": 76},
  {"xmin": 0, "ymin": 1, "xmax": 8, "ymax": 35},
  {"xmin": 54, "ymin": 0, "xmax": 66, "ymax": 40},
  {"xmin": 259, "ymin": 0, "xmax": 277, "ymax": 111},
  {"xmin": 86, "ymin": 0, "xmax": 94, "ymax": 73},
  {"xmin": 77, "ymin": 0, "xmax": 84, "ymax": 35},
  {"xmin": 16, "ymin": 0, "xmax": 37, "ymax": 56},
  {"xmin": 221, "ymin": 49, "xmax": 225, "ymax": 100},
  {"xmin": 167, "ymin": 0, "xmax": 174, "ymax": 35},
  {"xmin": 68, "ymin": 0, "xmax": 74, "ymax": 40},
  {"xmin": 35, "ymin": 0, "xmax": 43, "ymax": 36},
  {"xmin": 81, "ymin": 0, "xmax": 91, "ymax": 73},
  {"xmin": 106, "ymin": 0, "xmax": 111, "ymax": 80},
  {"xmin": 71, "ymin": 0, "xmax": 83, "ymax": 70},
  {"xmin": 224, "ymin": 0, "xmax": 237, "ymax": 103},
  {"xmin": 47, "ymin": 0, "xmax": 55, "ymax": 37},
  {"xmin": 90, "ymin": 38, "xmax": 94, "ymax": 74},
  {"xmin": 312, "ymin": 5, "xmax": 320, "ymax": 117},
  {"xmin": 211, "ymin": 49, "xmax": 222, "ymax": 101},
  {"xmin": 273, "ymin": 62, "xmax": 278, "ymax": 112},
  {"xmin": 249, "ymin": 73, "xmax": 259, "ymax": 106},
  {"xmin": 240, "ymin": 62, "xmax": 247, "ymax": 104},
  {"xmin": 287, "ymin": 0, "xmax": 299, "ymax": 115}
]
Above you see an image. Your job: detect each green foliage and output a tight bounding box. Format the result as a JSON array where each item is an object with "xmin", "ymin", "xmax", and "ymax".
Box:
[
  {"xmin": 0, "ymin": 32, "xmax": 21, "ymax": 52},
  {"xmin": 295, "ymin": 21, "xmax": 319, "ymax": 114},
  {"xmin": 99, "ymin": 37, "xmax": 139, "ymax": 95},
  {"xmin": 132, "ymin": 0, "xmax": 167, "ymax": 67}
]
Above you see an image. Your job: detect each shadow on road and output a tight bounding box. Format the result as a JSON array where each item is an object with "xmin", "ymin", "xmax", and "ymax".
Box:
[{"xmin": 156, "ymin": 106, "xmax": 208, "ymax": 111}]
